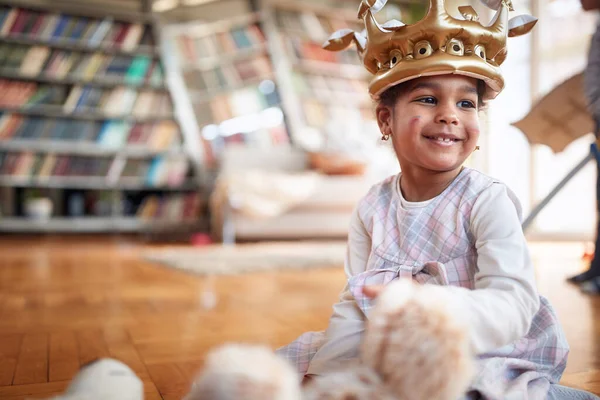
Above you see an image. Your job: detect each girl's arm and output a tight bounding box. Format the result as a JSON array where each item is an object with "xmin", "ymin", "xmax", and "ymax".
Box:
[
  {"xmin": 304, "ymin": 207, "xmax": 372, "ymax": 376},
  {"xmin": 448, "ymin": 183, "xmax": 540, "ymax": 355}
]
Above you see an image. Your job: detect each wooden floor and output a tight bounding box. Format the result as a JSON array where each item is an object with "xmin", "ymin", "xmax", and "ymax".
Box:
[{"xmin": 0, "ymin": 236, "xmax": 599, "ymax": 399}]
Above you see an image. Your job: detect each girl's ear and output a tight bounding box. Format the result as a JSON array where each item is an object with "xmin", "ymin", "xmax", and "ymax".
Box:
[{"xmin": 375, "ymin": 103, "xmax": 393, "ymax": 137}]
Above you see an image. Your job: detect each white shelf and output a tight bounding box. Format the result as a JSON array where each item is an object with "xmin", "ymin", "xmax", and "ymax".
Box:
[
  {"xmin": 0, "ymin": 34, "xmax": 159, "ymax": 58},
  {"xmin": 0, "ymin": 217, "xmax": 202, "ymax": 233},
  {"xmin": 0, "ymin": 176, "xmax": 198, "ymax": 191},
  {"xmin": 0, "ymin": 69, "xmax": 167, "ymax": 91},
  {"xmin": 0, "ymin": 105, "xmax": 174, "ymax": 123},
  {"xmin": 162, "ymin": 11, "xmax": 264, "ymax": 38},
  {"xmin": 0, "ymin": 140, "xmax": 186, "ymax": 158},
  {"xmin": 0, "ymin": 0, "xmax": 154, "ymax": 23}
]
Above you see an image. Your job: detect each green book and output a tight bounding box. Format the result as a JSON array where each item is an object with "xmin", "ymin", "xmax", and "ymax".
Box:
[{"xmin": 124, "ymin": 56, "xmax": 151, "ymax": 85}]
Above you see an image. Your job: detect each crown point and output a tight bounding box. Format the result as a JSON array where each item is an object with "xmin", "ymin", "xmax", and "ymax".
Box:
[
  {"xmin": 458, "ymin": 5, "xmax": 479, "ymax": 21},
  {"xmin": 358, "ymin": 0, "xmax": 387, "ymax": 18},
  {"xmin": 508, "ymin": 15, "xmax": 538, "ymax": 37},
  {"xmin": 380, "ymin": 19, "xmax": 405, "ymax": 30},
  {"xmin": 478, "ymin": 0, "xmax": 503, "ymax": 10},
  {"xmin": 322, "ymin": 29, "xmax": 357, "ymax": 51},
  {"xmin": 503, "ymin": 0, "xmax": 515, "ymax": 11}
]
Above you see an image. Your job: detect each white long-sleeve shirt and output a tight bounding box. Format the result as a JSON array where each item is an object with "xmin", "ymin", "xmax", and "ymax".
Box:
[{"xmin": 306, "ymin": 180, "xmax": 540, "ymax": 376}]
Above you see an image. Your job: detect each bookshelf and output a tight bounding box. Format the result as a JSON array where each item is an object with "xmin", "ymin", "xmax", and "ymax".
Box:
[
  {"xmin": 261, "ymin": 0, "xmax": 427, "ymax": 153},
  {"xmin": 0, "ymin": 0, "xmax": 206, "ymax": 234},
  {"xmin": 159, "ymin": 8, "xmax": 291, "ymax": 168}
]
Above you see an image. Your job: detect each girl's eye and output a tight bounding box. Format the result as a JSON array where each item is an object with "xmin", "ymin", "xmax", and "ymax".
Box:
[
  {"xmin": 417, "ymin": 96, "xmax": 436, "ymax": 104},
  {"xmin": 459, "ymin": 100, "xmax": 476, "ymax": 108}
]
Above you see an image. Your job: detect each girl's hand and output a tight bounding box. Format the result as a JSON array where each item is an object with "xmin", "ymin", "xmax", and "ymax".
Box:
[
  {"xmin": 302, "ymin": 374, "xmax": 314, "ymax": 386},
  {"xmin": 362, "ymin": 285, "xmax": 386, "ymax": 299}
]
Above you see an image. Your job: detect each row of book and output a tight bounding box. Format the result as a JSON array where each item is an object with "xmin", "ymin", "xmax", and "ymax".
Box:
[
  {"xmin": 0, "ymin": 44, "xmax": 163, "ymax": 86},
  {"xmin": 0, "ymin": 80, "xmax": 174, "ymax": 117},
  {"xmin": 63, "ymin": 86, "xmax": 172, "ymax": 116},
  {"xmin": 135, "ymin": 192, "xmax": 201, "ymax": 220},
  {"xmin": 174, "ymin": 23, "xmax": 266, "ymax": 63},
  {"xmin": 0, "ymin": 152, "xmax": 190, "ymax": 187},
  {"xmin": 5, "ymin": 189, "xmax": 201, "ymax": 220},
  {"xmin": 0, "ymin": 7, "xmax": 154, "ymax": 51},
  {"xmin": 270, "ymin": 6, "xmax": 378, "ymax": 149},
  {"xmin": 0, "ymin": 114, "xmax": 180, "ymax": 150},
  {"xmin": 1, "ymin": 151, "xmax": 112, "ymax": 177},
  {"xmin": 182, "ymin": 56, "xmax": 272, "ymax": 93},
  {"xmin": 119, "ymin": 157, "xmax": 189, "ymax": 187}
]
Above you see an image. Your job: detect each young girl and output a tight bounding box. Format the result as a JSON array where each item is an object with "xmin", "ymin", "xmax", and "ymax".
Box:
[{"xmin": 277, "ymin": 0, "xmax": 599, "ymax": 398}]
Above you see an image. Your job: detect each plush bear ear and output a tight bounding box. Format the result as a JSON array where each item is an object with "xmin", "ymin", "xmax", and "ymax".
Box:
[
  {"xmin": 184, "ymin": 344, "xmax": 302, "ymax": 400},
  {"xmin": 361, "ymin": 279, "xmax": 474, "ymax": 400}
]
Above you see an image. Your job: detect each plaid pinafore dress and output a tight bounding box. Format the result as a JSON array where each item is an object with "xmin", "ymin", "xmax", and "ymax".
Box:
[{"xmin": 277, "ymin": 168, "xmax": 569, "ymax": 400}]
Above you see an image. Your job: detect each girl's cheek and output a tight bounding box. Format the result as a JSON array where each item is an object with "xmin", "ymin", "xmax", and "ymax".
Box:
[
  {"xmin": 463, "ymin": 121, "xmax": 481, "ymax": 137},
  {"xmin": 408, "ymin": 116, "xmax": 421, "ymax": 132}
]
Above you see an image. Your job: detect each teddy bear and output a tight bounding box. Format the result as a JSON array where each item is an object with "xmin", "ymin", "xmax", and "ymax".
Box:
[
  {"xmin": 184, "ymin": 278, "xmax": 475, "ymax": 400},
  {"xmin": 43, "ymin": 279, "xmax": 474, "ymax": 400}
]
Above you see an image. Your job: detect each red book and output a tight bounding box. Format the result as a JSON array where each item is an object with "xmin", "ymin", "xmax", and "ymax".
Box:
[
  {"xmin": 113, "ymin": 23, "xmax": 130, "ymax": 47},
  {"xmin": 9, "ymin": 10, "xmax": 29, "ymax": 35},
  {"xmin": 28, "ymin": 14, "xmax": 46, "ymax": 36}
]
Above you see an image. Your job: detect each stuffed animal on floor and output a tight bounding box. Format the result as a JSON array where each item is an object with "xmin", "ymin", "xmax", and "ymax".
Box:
[
  {"xmin": 47, "ymin": 358, "xmax": 144, "ymax": 400},
  {"xmin": 184, "ymin": 278, "xmax": 475, "ymax": 400}
]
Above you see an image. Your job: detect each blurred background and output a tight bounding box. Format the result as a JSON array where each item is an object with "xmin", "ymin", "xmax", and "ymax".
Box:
[
  {"xmin": 0, "ymin": 0, "xmax": 597, "ymax": 241},
  {"xmin": 1, "ymin": 0, "xmax": 600, "ymax": 398}
]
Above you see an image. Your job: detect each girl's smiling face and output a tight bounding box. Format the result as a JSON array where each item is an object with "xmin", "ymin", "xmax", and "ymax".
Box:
[{"xmin": 376, "ymin": 75, "xmax": 482, "ymax": 174}]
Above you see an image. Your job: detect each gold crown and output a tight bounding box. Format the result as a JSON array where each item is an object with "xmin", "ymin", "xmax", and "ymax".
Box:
[{"xmin": 323, "ymin": 0, "xmax": 537, "ymax": 100}]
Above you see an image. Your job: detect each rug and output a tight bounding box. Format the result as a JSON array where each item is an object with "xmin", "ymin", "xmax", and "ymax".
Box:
[{"xmin": 144, "ymin": 241, "xmax": 347, "ymax": 275}]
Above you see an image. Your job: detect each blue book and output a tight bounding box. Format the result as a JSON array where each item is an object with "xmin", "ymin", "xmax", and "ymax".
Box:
[
  {"xmin": 0, "ymin": 9, "xmax": 10, "ymax": 32},
  {"xmin": 69, "ymin": 18, "xmax": 88, "ymax": 41},
  {"xmin": 145, "ymin": 157, "xmax": 164, "ymax": 186},
  {"xmin": 50, "ymin": 15, "xmax": 69, "ymax": 41},
  {"xmin": 95, "ymin": 120, "xmax": 112, "ymax": 144}
]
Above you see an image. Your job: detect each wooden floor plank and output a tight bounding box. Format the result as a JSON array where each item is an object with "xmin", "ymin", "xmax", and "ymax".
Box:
[
  {"xmin": 12, "ymin": 333, "xmax": 48, "ymax": 385},
  {"xmin": 0, "ymin": 334, "xmax": 21, "ymax": 386},
  {"xmin": 176, "ymin": 361, "xmax": 204, "ymax": 383},
  {"xmin": 0, "ymin": 236, "xmax": 598, "ymax": 399},
  {"xmin": 48, "ymin": 331, "xmax": 80, "ymax": 382},
  {"xmin": 76, "ymin": 329, "xmax": 110, "ymax": 366},
  {"xmin": 0, "ymin": 380, "xmax": 69, "ymax": 398},
  {"xmin": 146, "ymin": 363, "xmax": 190, "ymax": 399},
  {"xmin": 104, "ymin": 328, "xmax": 149, "ymax": 379}
]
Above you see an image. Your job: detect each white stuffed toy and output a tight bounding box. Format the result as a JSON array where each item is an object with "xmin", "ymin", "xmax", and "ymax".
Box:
[
  {"xmin": 48, "ymin": 358, "xmax": 144, "ymax": 400},
  {"xmin": 185, "ymin": 279, "xmax": 475, "ymax": 400},
  {"xmin": 45, "ymin": 279, "xmax": 473, "ymax": 400}
]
